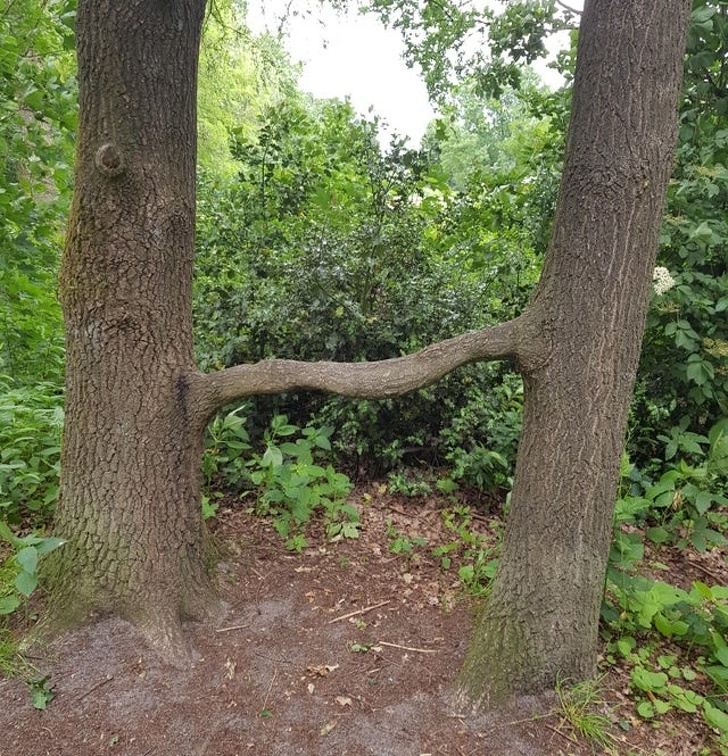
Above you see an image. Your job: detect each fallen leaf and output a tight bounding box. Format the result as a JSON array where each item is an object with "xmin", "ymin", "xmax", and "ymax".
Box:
[
  {"xmin": 320, "ymin": 720, "xmax": 337, "ymax": 735},
  {"xmin": 335, "ymin": 696, "xmax": 352, "ymax": 707},
  {"xmin": 306, "ymin": 663, "xmax": 339, "ymax": 677}
]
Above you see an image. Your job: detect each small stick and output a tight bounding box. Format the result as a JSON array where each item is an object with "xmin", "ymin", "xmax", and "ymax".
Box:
[
  {"xmin": 77, "ymin": 674, "xmax": 113, "ymax": 701},
  {"xmin": 216, "ymin": 623, "xmax": 251, "ymax": 633},
  {"xmin": 261, "ymin": 668, "xmax": 277, "ymax": 713},
  {"xmin": 377, "ymin": 641, "xmax": 438, "ymax": 654},
  {"xmin": 545, "ymin": 723, "xmax": 579, "ymax": 744},
  {"xmin": 686, "ymin": 557, "xmax": 724, "ymax": 582},
  {"xmin": 327, "ymin": 600, "xmax": 391, "ymax": 624}
]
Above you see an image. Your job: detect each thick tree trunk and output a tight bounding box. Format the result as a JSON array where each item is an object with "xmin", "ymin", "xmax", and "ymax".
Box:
[
  {"xmin": 50, "ymin": 0, "xmax": 213, "ymax": 653},
  {"xmin": 456, "ymin": 0, "xmax": 692, "ymax": 708}
]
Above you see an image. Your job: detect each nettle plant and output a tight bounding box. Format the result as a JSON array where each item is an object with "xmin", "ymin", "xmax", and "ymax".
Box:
[
  {"xmin": 0, "ymin": 521, "xmax": 64, "ymax": 616},
  {"xmin": 203, "ymin": 409, "xmax": 358, "ymax": 551},
  {"xmin": 604, "ymin": 418, "xmax": 728, "ymax": 745}
]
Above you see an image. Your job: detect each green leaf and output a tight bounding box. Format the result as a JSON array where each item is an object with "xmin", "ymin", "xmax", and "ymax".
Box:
[
  {"xmin": 14, "ymin": 546, "xmax": 38, "ymax": 575},
  {"xmin": 28, "ymin": 676, "xmax": 54, "ymax": 710},
  {"xmin": 646, "ymin": 526, "xmax": 671, "ymax": 545},
  {"xmin": 0, "ymin": 520, "xmax": 17, "ymax": 545},
  {"xmin": 15, "ymin": 570, "xmax": 38, "ymax": 597},
  {"xmin": 261, "ymin": 446, "xmax": 283, "ymax": 468},
  {"xmin": 632, "ymin": 666, "xmax": 668, "ymax": 693},
  {"xmin": 703, "ymin": 702, "xmax": 728, "ymax": 733},
  {"xmin": 653, "ymin": 699, "xmax": 672, "ymax": 715},
  {"xmin": 694, "ymin": 490, "xmax": 712, "ymax": 515},
  {"xmin": 616, "ymin": 637, "xmax": 636, "ymax": 657},
  {"xmin": 34, "ymin": 536, "xmax": 65, "ymax": 555},
  {"xmin": 636, "ymin": 701, "xmax": 654, "ymax": 719},
  {"xmin": 0, "ymin": 595, "xmax": 21, "ymax": 614},
  {"xmin": 715, "ymin": 646, "xmax": 728, "ymax": 667}
]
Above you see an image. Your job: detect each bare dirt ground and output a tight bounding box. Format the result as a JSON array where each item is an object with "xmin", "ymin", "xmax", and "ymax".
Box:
[{"xmin": 0, "ymin": 484, "xmax": 724, "ymax": 756}]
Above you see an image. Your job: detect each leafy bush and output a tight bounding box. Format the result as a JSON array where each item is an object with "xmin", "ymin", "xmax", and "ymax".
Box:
[
  {"xmin": 203, "ymin": 408, "xmax": 358, "ymax": 551},
  {"xmin": 604, "ymin": 417, "xmax": 728, "ymax": 746},
  {"xmin": 193, "ymin": 93, "xmax": 543, "ymax": 474},
  {"xmin": 0, "ymin": 0, "xmax": 74, "ymax": 386},
  {"xmin": 0, "ymin": 381, "xmax": 63, "ymax": 526},
  {"xmin": 0, "ymin": 521, "xmax": 64, "ymax": 616},
  {"xmin": 629, "ymin": 1, "xmax": 728, "ymax": 463}
]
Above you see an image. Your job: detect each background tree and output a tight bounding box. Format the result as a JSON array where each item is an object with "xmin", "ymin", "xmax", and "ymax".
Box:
[{"xmin": 43, "ymin": 0, "xmax": 692, "ymax": 715}]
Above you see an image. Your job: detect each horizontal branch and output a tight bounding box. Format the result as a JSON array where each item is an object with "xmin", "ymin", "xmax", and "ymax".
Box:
[{"xmin": 193, "ymin": 313, "xmax": 543, "ymax": 421}]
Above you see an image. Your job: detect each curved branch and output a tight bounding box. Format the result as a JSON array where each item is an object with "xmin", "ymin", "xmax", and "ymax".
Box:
[
  {"xmin": 192, "ymin": 311, "xmax": 546, "ymax": 421},
  {"xmin": 555, "ymin": 0, "xmax": 582, "ymax": 14}
]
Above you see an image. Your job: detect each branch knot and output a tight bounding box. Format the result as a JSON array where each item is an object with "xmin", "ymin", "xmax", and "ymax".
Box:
[{"xmin": 94, "ymin": 142, "xmax": 124, "ymax": 177}]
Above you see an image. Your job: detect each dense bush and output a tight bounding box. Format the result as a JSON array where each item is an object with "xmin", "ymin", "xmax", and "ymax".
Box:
[
  {"xmin": 0, "ymin": 0, "xmax": 75, "ymax": 387},
  {"xmin": 193, "ymin": 89, "xmax": 555, "ymax": 480}
]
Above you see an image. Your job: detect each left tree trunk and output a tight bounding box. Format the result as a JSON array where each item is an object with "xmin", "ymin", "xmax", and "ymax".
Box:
[{"xmin": 49, "ymin": 0, "xmax": 214, "ymax": 652}]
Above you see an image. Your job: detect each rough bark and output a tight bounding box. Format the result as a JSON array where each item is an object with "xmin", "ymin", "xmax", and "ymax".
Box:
[
  {"xmin": 49, "ymin": 0, "xmax": 212, "ymax": 655},
  {"xmin": 455, "ymin": 0, "xmax": 692, "ymax": 708}
]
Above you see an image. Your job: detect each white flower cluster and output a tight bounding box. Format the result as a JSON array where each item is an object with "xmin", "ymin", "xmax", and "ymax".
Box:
[{"xmin": 652, "ymin": 266, "xmax": 676, "ymax": 296}]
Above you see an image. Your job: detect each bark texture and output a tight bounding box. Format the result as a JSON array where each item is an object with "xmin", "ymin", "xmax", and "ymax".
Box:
[
  {"xmin": 456, "ymin": 0, "xmax": 692, "ymax": 708},
  {"xmin": 51, "ymin": 0, "xmax": 212, "ymax": 654}
]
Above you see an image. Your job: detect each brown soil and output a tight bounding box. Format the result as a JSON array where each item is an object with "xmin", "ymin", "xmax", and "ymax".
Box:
[{"xmin": 0, "ymin": 485, "xmax": 724, "ymax": 756}]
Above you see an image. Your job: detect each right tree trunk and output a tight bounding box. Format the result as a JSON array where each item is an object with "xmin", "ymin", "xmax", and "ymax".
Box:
[{"xmin": 456, "ymin": 0, "xmax": 692, "ymax": 708}]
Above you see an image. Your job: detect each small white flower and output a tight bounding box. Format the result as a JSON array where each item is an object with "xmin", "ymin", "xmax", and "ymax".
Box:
[{"xmin": 652, "ymin": 266, "xmax": 676, "ymax": 295}]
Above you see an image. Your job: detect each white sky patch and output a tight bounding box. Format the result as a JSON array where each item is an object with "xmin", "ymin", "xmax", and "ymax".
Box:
[
  {"xmin": 246, "ymin": 2, "xmax": 435, "ymax": 145},
  {"xmin": 245, "ymin": 1, "xmax": 585, "ymax": 145}
]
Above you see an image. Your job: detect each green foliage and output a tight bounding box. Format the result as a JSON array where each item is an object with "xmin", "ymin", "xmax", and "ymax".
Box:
[
  {"xmin": 604, "ymin": 419, "xmax": 728, "ymax": 747},
  {"xmin": 554, "ymin": 676, "xmax": 615, "ymax": 752},
  {"xmin": 603, "ymin": 577, "xmax": 728, "ymax": 745},
  {"xmin": 198, "ymin": 3, "xmax": 297, "ymax": 178},
  {"xmin": 0, "ymin": 0, "xmax": 75, "ymax": 386},
  {"xmin": 203, "ymin": 408, "xmax": 358, "ymax": 551},
  {"xmin": 249, "ymin": 415, "xmax": 358, "ymax": 550},
  {"xmin": 0, "ymin": 520, "xmax": 64, "ymax": 615},
  {"xmin": 194, "ymin": 82, "xmax": 543, "ymax": 474},
  {"xmin": 202, "ymin": 403, "xmax": 252, "ymax": 492},
  {"xmin": 618, "ymin": 418, "xmax": 728, "ymax": 554},
  {"xmin": 346, "ymin": 0, "xmax": 577, "ymax": 101},
  {"xmin": 434, "ymin": 505, "xmax": 499, "ymax": 595},
  {"xmin": 385, "ymin": 520, "xmax": 427, "ymax": 555},
  {"xmin": 27, "ymin": 674, "xmax": 54, "ymax": 709},
  {"xmin": 0, "ymin": 381, "xmax": 63, "ymax": 526}
]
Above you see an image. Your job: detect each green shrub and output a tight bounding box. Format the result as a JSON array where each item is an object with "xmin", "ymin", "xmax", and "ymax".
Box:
[{"xmin": 0, "ymin": 381, "xmax": 63, "ymax": 526}]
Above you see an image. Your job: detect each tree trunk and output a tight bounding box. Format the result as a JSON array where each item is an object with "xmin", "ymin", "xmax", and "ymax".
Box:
[
  {"xmin": 456, "ymin": 0, "xmax": 692, "ymax": 708},
  {"xmin": 50, "ymin": 0, "xmax": 213, "ymax": 654}
]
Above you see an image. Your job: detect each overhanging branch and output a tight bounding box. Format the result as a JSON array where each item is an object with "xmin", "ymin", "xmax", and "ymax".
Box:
[{"xmin": 193, "ymin": 312, "xmax": 544, "ymax": 420}]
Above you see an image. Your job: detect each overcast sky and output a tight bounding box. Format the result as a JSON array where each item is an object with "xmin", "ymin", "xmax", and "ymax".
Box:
[{"xmin": 245, "ymin": 2, "xmax": 583, "ymax": 145}]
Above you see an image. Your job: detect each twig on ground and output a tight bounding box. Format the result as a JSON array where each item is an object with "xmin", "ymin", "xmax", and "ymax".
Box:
[
  {"xmin": 377, "ymin": 641, "xmax": 439, "ymax": 654},
  {"xmin": 328, "ymin": 600, "xmax": 391, "ymax": 624},
  {"xmin": 686, "ymin": 557, "xmax": 724, "ymax": 582},
  {"xmin": 77, "ymin": 674, "xmax": 113, "ymax": 701},
  {"xmin": 545, "ymin": 723, "xmax": 579, "ymax": 744},
  {"xmin": 215, "ymin": 623, "xmax": 251, "ymax": 633},
  {"xmin": 389, "ymin": 505, "xmax": 428, "ymax": 522},
  {"xmin": 261, "ymin": 668, "xmax": 277, "ymax": 714}
]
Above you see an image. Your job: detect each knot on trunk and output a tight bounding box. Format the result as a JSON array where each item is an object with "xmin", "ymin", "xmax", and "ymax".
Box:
[{"xmin": 94, "ymin": 142, "xmax": 125, "ymax": 177}]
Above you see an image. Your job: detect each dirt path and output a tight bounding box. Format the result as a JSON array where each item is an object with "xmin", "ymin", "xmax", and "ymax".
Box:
[{"xmin": 0, "ymin": 488, "xmax": 719, "ymax": 755}]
